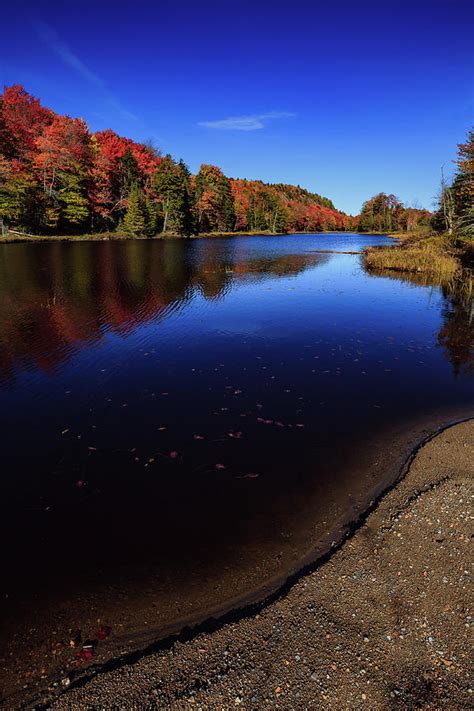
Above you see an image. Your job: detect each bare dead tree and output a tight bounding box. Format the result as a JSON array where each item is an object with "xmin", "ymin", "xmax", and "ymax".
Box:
[{"xmin": 440, "ymin": 165, "xmax": 455, "ymax": 235}]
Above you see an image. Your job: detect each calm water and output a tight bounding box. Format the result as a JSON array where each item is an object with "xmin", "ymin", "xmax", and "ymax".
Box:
[{"xmin": 0, "ymin": 234, "xmax": 473, "ymax": 648}]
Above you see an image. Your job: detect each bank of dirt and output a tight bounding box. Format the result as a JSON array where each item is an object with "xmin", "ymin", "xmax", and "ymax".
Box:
[{"xmin": 49, "ymin": 419, "xmax": 473, "ymax": 710}]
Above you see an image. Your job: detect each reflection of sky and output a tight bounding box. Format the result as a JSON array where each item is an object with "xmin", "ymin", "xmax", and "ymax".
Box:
[
  {"xmin": 0, "ymin": 238, "xmax": 474, "ymax": 496},
  {"xmin": 0, "ymin": 235, "xmax": 471, "ymax": 425},
  {"xmin": 145, "ymin": 252, "xmax": 443, "ymax": 343}
]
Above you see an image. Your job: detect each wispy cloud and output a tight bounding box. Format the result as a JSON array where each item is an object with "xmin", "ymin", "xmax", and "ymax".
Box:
[
  {"xmin": 33, "ymin": 20, "xmax": 138, "ymax": 122},
  {"xmin": 198, "ymin": 111, "xmax": 296, "ymax": 131}
]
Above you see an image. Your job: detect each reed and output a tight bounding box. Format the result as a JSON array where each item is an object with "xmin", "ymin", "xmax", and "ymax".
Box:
[{"xmin": 364, "ymin": 234, "xmax": 461, "ymax": 282}]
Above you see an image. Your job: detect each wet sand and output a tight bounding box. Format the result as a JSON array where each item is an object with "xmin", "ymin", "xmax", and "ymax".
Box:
[{"xmin": 5, "ymin": 418, "xmax": 471, "ymax": 709}]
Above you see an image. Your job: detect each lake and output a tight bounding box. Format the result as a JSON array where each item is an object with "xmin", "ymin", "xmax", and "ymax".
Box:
[{"xmin": 0, "ymin": 233, "xmax": 473, "ymax": 695}]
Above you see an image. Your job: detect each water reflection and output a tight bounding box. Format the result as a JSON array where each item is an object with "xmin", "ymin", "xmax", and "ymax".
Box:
[
  {"xmin": 0, "ymin": 235, "xmax": 473, "ymax": 700},
  {"xmin": 0, "ymin": 240, "xmax": 328, "ymax": 378},
  {"xmin": 366, "ymin": 266, "xmax": 474, "ymax": 377},
  {"xmin": 0, "ymin": 240, "xmax": 325, "ymax": 380},
  {"xmin": 438, "ymin": 279, "xmax": 473, "ymax": 377},
  {"xmin": 2, "ymin": 240, "xmax": 472, "ymax": 382}
]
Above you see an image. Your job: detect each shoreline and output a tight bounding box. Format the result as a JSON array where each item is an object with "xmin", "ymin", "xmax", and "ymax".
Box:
[
  {"xmin": 363, "ymin": 232, "xmax": 473, "ymax": 282},
  {"xmin": 5, "ymin": 413, "xmax": 472, "ymax": 709},
  {"xmin": 50, "ymin": 417, "xmax": 474, "ymax": 710},
  {"xmin": 0, "ymin": 229, "xmax": 391, "ymax": 245}
]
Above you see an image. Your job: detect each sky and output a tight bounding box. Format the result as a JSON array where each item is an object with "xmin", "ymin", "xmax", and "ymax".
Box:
[{"xmin": 1, "ymin": 0, "xmax": 473, "ymax": 215}]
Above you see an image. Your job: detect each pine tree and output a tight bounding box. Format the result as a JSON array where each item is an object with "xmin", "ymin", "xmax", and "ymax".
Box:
[
  {"xmin": 153, "ymin": 156, "xmax": 194, "ymax": 235},
  {"xmin": 60, "ymin": 172, "xmax": 89, "ymax": 228},
  {"xmin": 120, "ymin": 147, "xmax": 139, "ymax": 197},
  {"xmin": 123, "ymin": 183, "xmax": 146, "ymax": 234},
  {"xmin": 145, "ymin": 197, "xmax": 160, "ymax": 236},
  {"xmin": 453, "ymin": 129, "xmax": 474, "ymax": 236}
]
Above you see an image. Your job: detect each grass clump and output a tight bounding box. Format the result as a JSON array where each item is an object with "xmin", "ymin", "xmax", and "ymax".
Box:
[{"xmin": 364, "ymin": 234, "xmax": 461, "ymax": 282}]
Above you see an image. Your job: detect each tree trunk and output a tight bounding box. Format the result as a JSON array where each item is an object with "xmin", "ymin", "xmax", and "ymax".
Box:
[{"xmin": 162, "ymin": 196, "xmax": 169, "ymax": 232}]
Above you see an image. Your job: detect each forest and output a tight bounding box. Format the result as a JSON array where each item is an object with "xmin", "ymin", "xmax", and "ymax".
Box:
[
  {"xmin": 0, "ymin": 85, "xmax": 351, "ymax": 236},
  {"xmin": 0, "ymin": 85, "xmax": 471, "ymax": 239}
]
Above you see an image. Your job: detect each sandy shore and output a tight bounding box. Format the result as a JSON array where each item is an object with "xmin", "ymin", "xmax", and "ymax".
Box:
[{"xmin": 45, "ymin": 419, "xmax": 473, "ymax": 710}]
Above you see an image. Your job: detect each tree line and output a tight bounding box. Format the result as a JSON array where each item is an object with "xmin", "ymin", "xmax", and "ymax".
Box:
[
  {"xmin": 1, "ymin": 85, "xmax": 471, "ymax": 239},
  {"xmin": 0, "ymin": 85, "xmax": 352, "ymax": 236},
  {"xmin": 357, "ymin": 128, "xmax": 473, "ymax": 236}
]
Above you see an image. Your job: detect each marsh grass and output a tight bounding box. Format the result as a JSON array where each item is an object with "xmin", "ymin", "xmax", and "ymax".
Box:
[{"xmin": 364, "ymin": 234, "xmax": 461, "ymax": 282}]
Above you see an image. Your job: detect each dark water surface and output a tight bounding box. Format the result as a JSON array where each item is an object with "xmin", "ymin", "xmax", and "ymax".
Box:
[{"xmin": 1, "ymin": 234, "xmax": 473, "ymax": 696}]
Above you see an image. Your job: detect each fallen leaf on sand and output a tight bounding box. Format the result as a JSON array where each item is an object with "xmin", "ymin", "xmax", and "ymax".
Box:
[{"xmin": 96, "ymin": 625, "xmax": 111, "ymax": 641}]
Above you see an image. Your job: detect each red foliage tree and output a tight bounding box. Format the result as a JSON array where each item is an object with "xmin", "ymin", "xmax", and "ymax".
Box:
[{"xmin": 0, "ymin": 85, "xmax": 52, "ymax": 165}]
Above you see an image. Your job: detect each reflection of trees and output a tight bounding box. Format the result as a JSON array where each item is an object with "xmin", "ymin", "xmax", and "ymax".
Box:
[
  {"xmin": 365, "ymin": 266, "xmax": 474, "ymax": 377},
  {"xmin": 0, "ymin": 241, "xmax": 325, "ymax": 379},
  {"xmin": 438, "ymin": 277, "xmax": 474, "ymax": 377}
]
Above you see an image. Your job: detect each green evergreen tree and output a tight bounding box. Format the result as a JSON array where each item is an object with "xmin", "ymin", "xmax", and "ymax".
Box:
[
  {"xmin": 452, "ymin": 130, "xmax": 474, "ymax": 236},
  {"xmin": 59, "ymin": 172, "xmax": 89, "ymax": 228},
  {"xmin": 145, "ymin": 197, "xmax": 160, "ymax": 236},
  {"xmin": 119, "ymin": 148, "xmax": 139, "ymax": 202},
  {"xmin": 153, "ymin": 156, "xmax": 194, "ymax": 235},
  {"xmin": 176, "ymin": 160, "xmax": 195, "ymax": 235},
  {"xmin": 123, "ymin": 183, "xmax": 146, "ymax": 234}
]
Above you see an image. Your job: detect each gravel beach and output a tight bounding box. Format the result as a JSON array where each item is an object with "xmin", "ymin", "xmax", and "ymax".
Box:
[{"xmin": 49, "ymin": 419, "xmax": 473, "ymax": 710}]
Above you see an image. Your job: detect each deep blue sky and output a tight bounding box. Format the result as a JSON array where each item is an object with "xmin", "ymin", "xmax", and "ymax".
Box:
[{"xmin": 1, "ymin": 0, "xmax": 473, "ymax": 214}]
